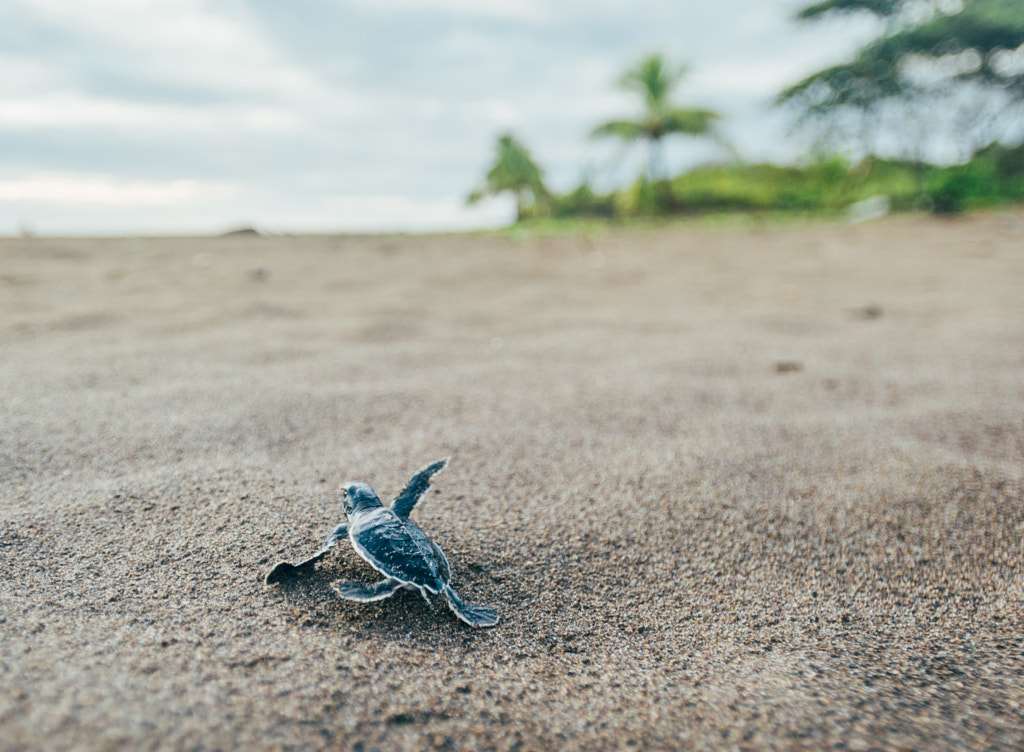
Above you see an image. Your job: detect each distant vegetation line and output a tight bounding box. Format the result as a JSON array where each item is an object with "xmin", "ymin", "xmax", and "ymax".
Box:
[
  {"xmin": 469, "ymin": 0, "xmax": 1024, "ymax": 221},
  {"xmin": 546, "ymin": 145, "xmax": 1024, "ymax": 220}
]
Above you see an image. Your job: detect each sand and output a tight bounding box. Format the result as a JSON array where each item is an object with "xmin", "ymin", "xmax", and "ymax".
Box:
[{"xmin": 1, "ymin": 214, "xmax": 1023, "ymax": 751}]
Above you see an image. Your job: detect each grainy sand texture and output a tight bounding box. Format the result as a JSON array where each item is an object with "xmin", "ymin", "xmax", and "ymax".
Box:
[{"xmin": 2, "ymin": 214, "xmax": 1023, "ymax": 751}]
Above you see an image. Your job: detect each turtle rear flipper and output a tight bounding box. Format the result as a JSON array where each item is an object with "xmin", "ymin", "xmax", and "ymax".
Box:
[
  {"xmin": 333, "ymin": 578, "xmax": 402, "ymax": 602},
  {"xmin": 264, "ymin": 523, "xmax": 349, "ymax": 584},
  {"xmin": 442, "ymin": 585, "xmax": 499, "ymax": 628},
  {"xmin": 265, "ymin": 560, "xmax": 305, "ymax": 584}
]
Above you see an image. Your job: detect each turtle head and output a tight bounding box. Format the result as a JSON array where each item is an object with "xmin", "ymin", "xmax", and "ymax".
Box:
[{"xmin": 342, "ymin": 482, "xmax": 382, "ymax": 517}]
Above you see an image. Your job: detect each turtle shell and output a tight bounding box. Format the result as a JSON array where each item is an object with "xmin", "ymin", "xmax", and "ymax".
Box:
[{"xmin": 348, "ymin": 507, "xmax": 446, "ymax": 592}]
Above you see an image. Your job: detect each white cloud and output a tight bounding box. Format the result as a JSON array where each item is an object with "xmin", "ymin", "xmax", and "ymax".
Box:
[
  {"xmin": 0, "ymin": 91, "xmax": 307, "ymax": 133},
  {"xmin": 0, "ymin": 1, "xmax": 371, "ymax": 147},
  {"xmin": 7, "ymin": 0, "xmax": 345, "ymax": 100},
  {"xmin": 991, "ymin": 44, "xmax": 1024, "ymax": 78},
  {"xmin": 693, "ymin": 58, "xmax": 831, "ymax": 100},
  {"xmin": 0, "ymin": 174, "xmax": 237, "ymax": 205},
  {"xmin": 346, "ymin": 0, "xmax": 548, "ymax": 22},
  {"xmin": 0, "ymin": 53, "xmax": 64, "ymax": 96}
]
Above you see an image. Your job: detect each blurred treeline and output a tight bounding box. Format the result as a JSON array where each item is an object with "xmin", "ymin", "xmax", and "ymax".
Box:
[
  {"xmin": 470, "ymin": 0, "xmax": 1024, "ymax": 220},
  {"xmin": 552, "ymin": 145, "xmax": 1024, "ymax": 218}
]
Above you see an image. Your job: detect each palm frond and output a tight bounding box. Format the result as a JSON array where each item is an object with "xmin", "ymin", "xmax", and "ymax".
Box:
[
  {"xmin": 590, "ymin": 120, "xmax": 648, "ymax": 141},
  {"xmin": 619, "ymin": 53, "xmax": 688, "ymax": 110},
  {"xmin": 466, "ymin": 132, "xmax": 551, "ymax": 219},
  {"xmin": 796, "ymin": 0, "xmax": 905, "ymax": 22},
  {"xmin": 661, "ymin": 108, "xmax": 722, "ymax": 135}
]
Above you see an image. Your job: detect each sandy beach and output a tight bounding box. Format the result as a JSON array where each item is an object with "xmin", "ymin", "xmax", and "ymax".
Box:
[{"xmin": 2, "ymin": 214, "xmax": 1023, "ymax": 750}]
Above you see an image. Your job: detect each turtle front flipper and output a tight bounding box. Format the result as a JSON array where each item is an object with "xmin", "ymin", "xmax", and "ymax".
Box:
[
  {"xmin": 264, "ymin": 523, "xmax": 349, "ymax": 584},
  {"xmin": 390, "ymin": 458, "xmax": 448, "ymax": 519},
  {"xmin": 442, "ymin": 585, "xmax": 499, "ymax": 628},
  {"xmin": 332, "ymin": 578, "xmax": 403, "ymax": 602},
  {"xmin": 323, "ymin": 522, "xmax": 349, "ymax": 546}
]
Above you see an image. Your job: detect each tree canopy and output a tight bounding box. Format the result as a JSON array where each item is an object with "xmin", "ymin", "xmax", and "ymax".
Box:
[
  {"xmin": 591, "ymin": 53, "xmax": 721, "ymax": 180},
  {"xmin": 467, "ymin": 133, "xmax": 551, "ymax": 221},
  {"xmin": 777, "ymin": 0, "xmax": 1024, "ymax": 161}
]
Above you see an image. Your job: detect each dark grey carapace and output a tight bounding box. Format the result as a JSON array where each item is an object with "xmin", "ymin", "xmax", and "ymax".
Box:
[{"xmin": 266, "ymin": 459, "xmax": 499, "ymax": 628}]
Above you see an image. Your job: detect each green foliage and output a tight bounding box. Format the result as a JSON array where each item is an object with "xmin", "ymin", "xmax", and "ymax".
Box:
[
  {"xmin": 468, "ymin": 133, "xmax": 552, "ymax": 221},
  {"xmin": 779, "ymin": 0, "xmax": 1024, "ymax": 160},
  {"xmin": 893, "ymin": 1, "xmax": 1024, "ymax": 94},
  {"xmin": 927, "ymin": 166, "xmax": 983, "ymax": 214},
  {"xmin": 796, "ymin": 0, "xmax": 905, "ymax": 21},
  {"xmin": 990, "ymin": 142, "xmax": 1024, "ymax": 180},
  {"xmin": 669, "ymin": 160, "xmax": 851, "ymax": 212},
  {"xmin": 620, "ymin": 54, "xmax": 688, "ymax": 111},
  {"xmin": 467, "ymin": 46, "xmax": 1024, "ymax": 228},
  {"xmin": 612, "ymin": 178, "xmax": 684, "ymax": 216},
  {"xmin": 547, "ymin": 147, "xmax": 1024, "ymax": 220},
  {"xmin": 853, "ymin": 158, "xmax": 928, "ymax": 210},
  {"xmin": 591, "ymin": 53, "xmax": 722, "ymax": 179},
  {"xmin": 551, "ymin": 181, "xmax": 616, "ymax": 218},
  {"xmin": 926, "ymin": 143, "xmax": 1024, "ymax": 212}
]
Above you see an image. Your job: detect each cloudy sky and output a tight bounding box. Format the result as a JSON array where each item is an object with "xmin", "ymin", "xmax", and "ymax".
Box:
[{"xmin": 0, "ymin": 0, "xmax": 879, "ymax": 235}]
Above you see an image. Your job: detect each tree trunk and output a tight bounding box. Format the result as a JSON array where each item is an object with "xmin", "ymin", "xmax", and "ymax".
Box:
[{"xmin": 646, "ymin": 136, "xmax": 664, "ymax": 181}]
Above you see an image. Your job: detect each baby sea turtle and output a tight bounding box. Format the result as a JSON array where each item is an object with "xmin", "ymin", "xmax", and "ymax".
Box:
[{"xmin": 266, "ymin": 459, "xmax": 498, "ymax": 628}]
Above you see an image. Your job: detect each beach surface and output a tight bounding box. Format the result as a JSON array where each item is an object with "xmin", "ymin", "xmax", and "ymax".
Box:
[{"xmin": 2, "ymin": 214, "xmax": 1023, "ymax": 750}]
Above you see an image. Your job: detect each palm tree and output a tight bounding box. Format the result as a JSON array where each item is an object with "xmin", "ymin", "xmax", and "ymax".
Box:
[
  {"xmin": 591, "ymin": 54, "xmax": 722, "ymax": 181},
  {"xmin": 467, "ymin": 133, "xmax": 551, "ymax": 221}
]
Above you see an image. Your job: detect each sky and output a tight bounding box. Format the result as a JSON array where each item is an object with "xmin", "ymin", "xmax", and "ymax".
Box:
[{"xmin": 0, "ymin": 0, "xmax": 881, "ymax": 235}]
